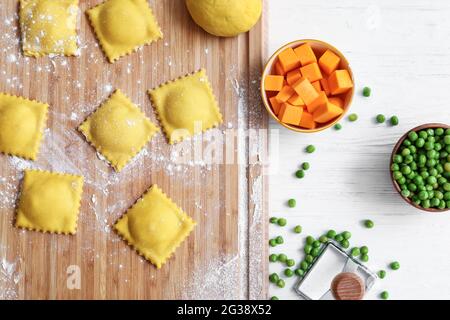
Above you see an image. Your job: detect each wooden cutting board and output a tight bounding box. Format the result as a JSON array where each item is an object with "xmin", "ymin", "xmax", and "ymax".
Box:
[{"xmin": 0, "ymin": 0, "xmax": 268, "ymax": 299}]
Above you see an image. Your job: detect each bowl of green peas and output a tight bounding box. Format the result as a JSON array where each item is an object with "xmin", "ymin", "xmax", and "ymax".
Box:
[{"xmin": 390, "ymin": 123, "xmax": 450, "ymax": 212}]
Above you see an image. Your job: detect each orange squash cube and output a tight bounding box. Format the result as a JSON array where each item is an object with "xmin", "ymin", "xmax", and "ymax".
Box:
[
  {"xmin": 294, "ymin": 43, "xmax": 317, "ymax": 66},
  {"xmin": 311, "ymin": 81, "xmax": 321, "ymax": 93},
  {"xmin": 328, "ymin": 70, "xmax": 353, "ymax": 95},
  {"xmin": 287, "ymin": 93, "xmax": 305, "ymax": 106},
  {"xmin": 292, "ymin": 77, "xmax": 319, "ymax": 106},
  {"xmin": 306, "ymin": 91, "xmax": 328, "ymax": 113},
  {"xmin": 269, "ymin": 96, "xmax": 282, "ymax": 115},
  {"xmin": 274, "ymin": 61, "xmax": 286, "ymax": 76},
  {"xmin": 320, "ymin": 78, "xmax": 330, "ymax": 96},
  {"xmin": 286, "ymin": 69, "xmax": 302, "ymax": 85},
  {"xmin": 328, "ymin": 97, "xmax": 344, "ymax": 108},
  {"xmin": 264, "ymin": 75, "xmax": 284, "ymax": 91},
  {"xmin": 278, "ymin": 47, "xmax": 301, "ymax": 72},
  {"xmin": 299, "ymin": 111, "xmax": 316, "ymax": 129},
  {"xmin": 275, "ymin": 85, "xmax": 295, "ymax": 103},
  {"xmin": 319, "ymin": 49, "xmax": 341, "ymax": 75},
  {"xmin": 278, "ymin": 103, "xmax": 303, "ymax": 125},
  {"xmin": 300, "ymin": 62, "xmax": 323, "ymax": 82},
  {"xmin": 313, "ymin": 102, "xmax": 343, "ymax": 123}
]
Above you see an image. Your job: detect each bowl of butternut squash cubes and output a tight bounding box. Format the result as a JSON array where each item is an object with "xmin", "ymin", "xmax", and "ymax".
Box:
[{"xmin": 261, "ymin": 39, "xmax": 354, "ymax": 132}]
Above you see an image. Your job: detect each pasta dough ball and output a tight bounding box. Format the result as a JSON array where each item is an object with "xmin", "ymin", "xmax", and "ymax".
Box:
[{"xmin": 185, "ymin": 0, "xmax": 262, "ymax": 37}]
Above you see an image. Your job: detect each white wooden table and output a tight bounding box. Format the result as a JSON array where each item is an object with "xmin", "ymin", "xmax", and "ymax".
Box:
[{"xmin": 268, "ymin": 0, "xmax": 450, "ymax": 300}]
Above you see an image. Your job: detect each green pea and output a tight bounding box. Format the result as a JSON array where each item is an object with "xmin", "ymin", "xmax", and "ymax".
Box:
[
  {"xmin": 312, "ymin": 240, "xmax": 321, "ymax": 248},
  {"xmin": 311, "ymin": 248, "xmax": 321, "ymax": 257},
  {"xmin": 300, "ymin": 261, "xmax": 309, "ymax": 271},
  {"xmin": 419, "ymin": 130, "xmax": 428, "ymax": 139},
  {"xmin": 305, "ymin": 255, "xmax": 314, "ymax": 264},
  {"xmin": 390, "ymin": 116, "xmax": 399, "ymax": 126},
  {"xmin": 284, "ymin": 268, "xmax": 294, "ymax": 277},
  {"xmin": 376, "ymin": 114, "xmax": 385, "ymax": 123},
  {"xmin": 334, "ymin": 123, "xmax": 342, "ymax": 130},
  {"xmin": 276, "ymin": 279, "xmax": 285, "ymax": 288},
  {"xmin": 436, "ymin": 128, "xmax": 444, "ymax": 136},
  {"xmin": 269, "ymin": 273, "xmax": 279, "ymax": 283},
  {"xmin": 319, "ymin": 235, "xmax": 328, "ymax": 243},
  {"xmin": 277, "ymin": 218, "xmax": 287, "ymax": 227},
  {"xmin": 416, "ymin": 138, "xmax": 425, "ymax": 148},
  {"xmin": 270, "ymin": 296, "xmax": 279, "ymax": 300},
  {"xmin": 269, "ymin": 217, "xmax": 278, "ymax": 224},
  {"xmin": 295, "ymin": 170, "xmax": 305, "ymax": 179},
  {"xmin": 378, "ymin": 270, "xmax": 386, "ymax": 279},
  {"xmin": 340, "ymin": 239, "xmax": 350, "ymax": 249},
  {"xmin": 306, "ymin": 145, "xmax": 316, "ymax": 153},
  {"xmin": 288, "ymin": 199, "xmax": 296, "ymax": 208},
  {"xmin": 294, "ymin": 268, "xmax": 305, "ymax": 277},
  {"xmin": 286, "ymin": 259, "xmax": 295, "ymax": 267},
  {"xmin": 360, "ymin": 254, "xmax": 369, "ymax": 262},
  {"xmin": 351, "ymin": 247, "xmax": 360, "ymax": 257},
  {"xmin": 342, "ymin": 231, "xmax": 352, "ymax": 240},
  {"xmin": 269, "ymin": 254, "xmax": 278, "ymax": 262},
  {"xmin": 294, "ymin": 225, "xmax": 302, "ymax": 234},
  {"xmin": 408, "ymin": 131, "xmax": 418, "ymax": 141},
  {"xmin": 326, "ymin": 230, "xmax": 337, "ymax": 238},
  {"xmin": 401, "ymin": 189, "xmax": 410, "ymax": 197},
  {"xmin": 390, "ymin": 261, "xmax": 400, "ymax": 270},
  {"xmin": 277, "ymin": 254, "xmax": 287, "ymax": 263},
  {"xmin": 302, "ymin": 162, "xmax": 310, "ymax": 170},
  {"xmin": 363, "ymin": 87, "xmax": 371, "ymax": 97},
  {"xmin": 304, "ymin": 245, "xmax": 312, "ymax": 255},
  {"xmin": 364, "ymin": 219, "xmax": 374, "ymax": 228},
  {"xmin": 348, "ymin": 113, "xmax": 358, "ymax": 122},
  {"xmin": 306, "ymin": 236, "xmax": 315, "ymax": 245},
  {"xmin": 380, "ymin": 291, "xmax": 389, "ymax": 300},
  {"xmin": 275, "ymin": 236, "xmax": 284, "ymax": 244},
  {"xmin": 269, "ymin": 239, "xmax": 277, "ymax": 247},
  {"xmin": 334, "ymin": 234, "xmax": 344, "ymax": 242},
  {"xmin": 360, "ymin": 246, "xmax": 369, "ymax": 254}
]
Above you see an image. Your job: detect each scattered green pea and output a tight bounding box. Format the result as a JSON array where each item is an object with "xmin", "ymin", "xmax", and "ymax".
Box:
[
  {"xmin": 364, "ymin": 219, "xmax": 374, "ymax": 228},
  {"xmin": 340, "ymin": 239, "xmax": 350, "ymax": 249},
  {"xmin": 294, "ymin": 269, "xmax": 304, "ymax": 277},
  {"xmin": 378, "ymin": 270, "xmax": 386, "ymax": 279},
  {"xmin": 305, "ymin": 255, "xmax": 314, "ymax": 264},
  {"xmin": 269, "ymin": 239, "xmax": 277, "ymax": 247},
  {"xmin": 286, "ymin": 259, "xmax": 295, "ymax": 267},
  {"xmin": 311, "ymin": 248, "xmax": 321, "ymax": 257},
  {"xmin": 351, "ymin": 247, "xmax": 360, "ymax": 257},
  {"xmin": 334, "ymin": 123, "xmax": 342, "ymax": 130},
  {"xmin": 306, "ymin": 236, "xmax": 315, "ymax": 245},
  {"xmin": 326, "ymin": 230, "xmax": 337, "ymax": 239},
  {"xmin": 380, "ymin": 291, "xmax": 389, "ymax": 300},
  {"xmin": 334, "ymin": 234, "xmax": 344, "ymax": 242},
  {"xmin": 269, "ymin": 273, "xmax": 279, "ymax": 283},
  {"xmin": 376, "ymin": 114, "xmax": 386, "ymax": 123},
  {"xmin": 269, "ymin": 217, "xmax": 278, "ymax": 224},
  {"xmin": 390, "ymin": 261, "xmax": 400, "ymax": 270},
  {"xmin": 306, "ymin": 145, "xmax": 316, "ymax": 153},
  {"xmin": 362, "ymin": 86, "xmax": 371, "ymax": 97},
  {"xmin": 277, "ymin": 218, "xmax": 287, "ymax": 227},
  {"xmin": 295, "ymin": 170, "xmax": 305, "ymax": 179},
  {"xmin": 360, "ymin": 246, "xmax": 369, "ymax": 255},
  {"xmin": 269, "ymin": 254, "xmax": 278, "ymax": 262},
  {"xmin": 284, "ymin": 268, "xmax": 294, "ymax": 277},
  {"xmin": 304, "ymin": 245, "xmax": 312, "ymax": 255},
  {"xmin": 360, "ymin": 254, "xmax": 369, "ymax": 262},
  {"xmin": 275, "ymin": 236, "xmax": 284, "ymax": 244},
  {"xmin": 319, "ymin": 235, "xmax": 328, "ymax": 243},
  {"xmin": 348, "ymin": 113, "xmax": 358, "ymax": 122},
  {"xmin": 302, "ymin": 162, "xmax": 310, "ymax": 170},
  {"xmin": 294, "ymin": 225, "xmax": 302, "ymax": 234},
  {"xmin": 390, "ymin": 116, "xmax": 399, "ymax": 126},
  {"xmin": 270, "ymin": 296, "xmax": 279, "ymax": 300},
  {"xmin": 276, "ymin": 279, "xmax": 285, "ymax": 288},
  {"xmin": 300, "ymin": 261, "xmax": 309, "ymax": 271},
  {"xmin": 312, "ymin": 240, "xmax": 321, "ymax": 248},
  {"xmin": 342, "ymin": 231, "xmax": 352, "ymax": 240},
  {"xmin": 288, "ymin": 199, "xmax": 296, "ymax": 208},
  {"xmin": 277, "ymin": 254, "xmax": 287, "ymax": 263}
]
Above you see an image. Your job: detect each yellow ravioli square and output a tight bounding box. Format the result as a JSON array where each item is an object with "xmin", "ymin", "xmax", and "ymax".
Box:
[
  {"xmin": 0, "ymin": 93, "xmax": 48, "ymax": 160},
  {"xmin": 87, "ymin": 0, "xmax": 162, "ymax": 63},
  {"xmin": 114, "ymin": 185, "xmax": 196, "ymax": 269},
  {"xmin": 149, "ymin": 69, "xmax": 223, "ymax": 144},
  {"xmin": 78, "ymin": 89, "xmax": 159, "ymax": 172},
  {"xmin": 16, "ymin": 170, "xmax": 84, "ymax": 234},
  {"xmin": 20, "ymin": 0, "xmax": 79, "ymax": 57}
]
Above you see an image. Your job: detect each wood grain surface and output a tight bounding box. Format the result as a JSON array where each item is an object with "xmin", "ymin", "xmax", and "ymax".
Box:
[{"xmin": 0, "ymin": 0, "xmax": 267, "ymax": 300}]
